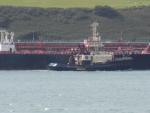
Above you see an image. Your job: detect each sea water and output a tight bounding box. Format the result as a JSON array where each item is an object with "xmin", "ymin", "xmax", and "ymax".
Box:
[{"xmin": 0, "ymin": 70, "xmax": 150, "ymax": 113}]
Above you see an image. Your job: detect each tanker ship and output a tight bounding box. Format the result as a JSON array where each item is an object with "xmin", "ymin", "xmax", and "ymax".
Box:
[{"xmin": 0, "ymin": 22, "xmax": 150, "ymax": 70}]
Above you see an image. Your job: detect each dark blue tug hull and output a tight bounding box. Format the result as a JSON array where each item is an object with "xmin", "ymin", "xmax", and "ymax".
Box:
[
  {"xmin": 49, "ymin": 60, "xmax": 133, "ymax": 71},
  {"xmin": 48, "ymin": 54, "xmax": 150, "ymax": 71},
  {"xmin": 0, "ymin": 54, "xmax": 70, "ymax": 70}
]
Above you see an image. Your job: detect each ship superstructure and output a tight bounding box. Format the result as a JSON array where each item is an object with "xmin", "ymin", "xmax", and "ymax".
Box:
[
  {"xmin": 0, "ymin": 30, "xmax": 15, "ymax": 53},
  {"xmin": 75, "ymin": 22, "xmax": 114, "ymax": 66}
]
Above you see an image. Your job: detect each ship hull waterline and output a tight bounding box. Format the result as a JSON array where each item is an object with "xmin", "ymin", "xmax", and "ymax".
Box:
[{"xmin": 0, "ymin": 53, "xmax": 70, "ymax": 70}]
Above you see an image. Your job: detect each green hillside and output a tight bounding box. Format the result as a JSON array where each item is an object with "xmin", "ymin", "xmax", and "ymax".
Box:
[
  {"xmin": 0, "ymin": 0, "xmax": 150, "ymax": 8},
  {"xmin": 0, "ymin": 6, "xmax": 150, "ymax": 41}
]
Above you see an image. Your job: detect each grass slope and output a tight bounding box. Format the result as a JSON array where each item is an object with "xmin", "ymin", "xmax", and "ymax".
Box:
[
  {"xmin": 0, "ymin": 6, "xmax": 149, "ymax": 41},
  {"xmin": 0, "ymin": 0, "xmax": 150, "ymax": 8}
]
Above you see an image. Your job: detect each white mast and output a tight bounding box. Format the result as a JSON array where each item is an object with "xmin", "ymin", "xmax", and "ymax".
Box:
[
  {"xmin": 90, "ymin": 22, "xmax": 102, "ymax": 52},
  {"xmin": 84, "ymin": 22, "xmax": 103, "ymax": 52},
  {"xmin": 91, "ymin": 22, "xmax": 100, "ymax": 41}
]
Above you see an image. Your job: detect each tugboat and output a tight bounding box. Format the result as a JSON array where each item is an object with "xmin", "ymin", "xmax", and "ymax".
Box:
[
  {"xmin": 48, "ymin": 22, "xmax": 134, "ymax": 71},
  {"xmin": 48, "ymin": 52, "xmax": 133, "ymax": 71}
]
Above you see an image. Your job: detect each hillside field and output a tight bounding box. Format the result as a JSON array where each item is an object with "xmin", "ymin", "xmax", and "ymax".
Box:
[
  {"xmin": 0, "ymin": 0, "xmax": 150, "ymax": 8},
  {"xmin": 0, "ymin": 6, "xmax": 150, "ymax": 41}
]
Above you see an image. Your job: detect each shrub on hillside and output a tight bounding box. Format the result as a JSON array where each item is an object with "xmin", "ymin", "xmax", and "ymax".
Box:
[
  {"xmin": 0, "ymin": 17, "xmax": 11, "ymax": 28},
  {"xmin": 94, "ymin": 6, "xmax": 121, "ymax": 18}
]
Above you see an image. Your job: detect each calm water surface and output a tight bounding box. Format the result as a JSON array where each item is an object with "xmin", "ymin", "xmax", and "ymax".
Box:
[{"xmin": 0, "ymin": 70, "xmax": 150, "ymax": 113}]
